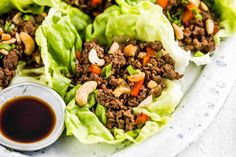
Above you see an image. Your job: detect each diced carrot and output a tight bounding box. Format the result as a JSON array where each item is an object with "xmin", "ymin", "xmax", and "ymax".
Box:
[
  {"xmin": 186, "ymin": 3, "xmax": 197, "ymax": 10},
  {"xmin": 156, "ymin": 0, "xmax": 168, "ymax": 9},
  {"xmin": 91, "ymin": 0, "xmax": 102, "ymax": 6},
  {"xmin": 143, "ymin": 55, "xmax": 150, "ymax": 66},
  {"xmin": 182, "ymin": 3, "xmax": 199, "ymax": 25},
  {"xmin": 89, "ymin": 65, "xmax": 102, "ymax": 75},
  {"xmin": 135, "ymin": 113, "xmax": 149, "ymax": 125},
  {"xmin": 213, "ymin": 24, "xmax": 219, "ymax": 35},
  {"xmin": 76, "ymin": 51, "xmax": 81, "ymax": 60},
  {"xmin": 146, "ymin": 47, "xmax": 157, "ymax": 57},
  {"xmin": 131, "ymin": 79, "xmax": 144, "ymax": 97},
  {"xmin": 182, "ymin": 8, "xmax": 194, "ymax": 25}
]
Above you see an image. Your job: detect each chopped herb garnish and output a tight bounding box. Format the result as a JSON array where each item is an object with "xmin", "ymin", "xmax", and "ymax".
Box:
[
  {"xmin": 181, "ymin": 0, "xmax": 189, "ymax": 6},
  {"xmin": 101, "ymin": 64, "xmax": 112, "ymax": 79},
  {"xmin": 0, "ymin": 54, "xmax": 3, "ymax": 59},
  {"xmin": 157, "ymin": 50, "xmax": 163, "ymax": 57},
  {"xmin": 126, "ymin": 65, "xmax": 140, "ymax": 75},
  {"xmin": 4, "ymin": 21, "xmax": 15, "ymax": 33},
  {"xmin": 23, "ymin": 15, "xmax": 31, "ymax": 21},
  {"xmin": 194, "ymin": 51, "xmax": 205, "ymax": 57},
  {"xmin": 0, "ymin": 44, "xmax": 15, "ymax": 51},
  {"xmin": 166, "ymin": 10, "xmax": 182, "ymax": 26},
  {"xmin": 192, "ymin": 8, "xmax": 203, "ymax": 19}
]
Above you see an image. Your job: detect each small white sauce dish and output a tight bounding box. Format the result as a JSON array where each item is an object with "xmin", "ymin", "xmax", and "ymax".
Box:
[{"xmin": 0, "ymin": 83, "xmax": 65, "ymax": 151}]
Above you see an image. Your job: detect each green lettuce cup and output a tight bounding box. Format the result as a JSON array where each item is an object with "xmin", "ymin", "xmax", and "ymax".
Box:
[
  {"xmin": 0, "ymin": 0, "xmax": 91, "ymax": 98},
  {"xmin": 65, "ymin": 1, "xmax": 189, "ymax": 144},
  {"xmin": 35, "ymin": 4, "xmax": 91, "ymax": 98},
  {"xmin": 0, "ymin": 0, "xmax": 53, "ymax": 89},
  {"xmin": 142, "ymin": 0, "xmax": 236, "ymax": 65}
]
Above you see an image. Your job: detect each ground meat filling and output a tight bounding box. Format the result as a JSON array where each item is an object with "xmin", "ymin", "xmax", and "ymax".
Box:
[
  {"xmin": 0, "ymin": 11, "xmax": 46, "ymax": 87},
  {"xmin": 75, "ymin": 40, "xmax": 183, "ymax": 131},
  {"xmin": 161, "ymin": 0, "xmax": 220, "ymax": 54},
  {"xmin": 64, "ymin": 0, "xmax": 115, "ymax": 17}
]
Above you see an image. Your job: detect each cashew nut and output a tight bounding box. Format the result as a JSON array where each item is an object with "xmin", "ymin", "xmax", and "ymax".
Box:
[
  {"xmin": 0, "ymin": 28, "xmax": 3, "ymax": 35},
  {"xmin": 124, "ymin": 44, "xmax": 137, "ymax": 57},
  {"xmin": 2, "ymin": 38, "xmax": 16, "ymax": 44},
  {"xmin": 128, "ymin": 72, "xmax": 145, "ymax": 82},
  {"xmin": 139, "ymin": 95, "xmax": 153, "ymax": 107},
  {"xmin": 138, "ymin": 52, "xmax": 147, "ymax": 59},
  {"xmin": 172, "ymin": 23, "xmax": 184, "ymax": 40},
  {"xmin": 19, "ymin": 32, "xmax": 35, "ymax": 56},
  {"xmin": 200, "ymin": 2, "xmax": 209, "ymax": 11},
  {"xmin": 12, "ymin": 12, "xmax": 23, "ymax": 25},
  {"xmin": 189, "ymin": 0, "xmax": 200, "ymax": 7},
  {"xmin": 76, "ymin": 81, "xmax": 97, "ymax": 106},
  {"xmin": 88, "ymin": 49, "xmax": 105, "ymax": 66},
  {"xmin": 0, "ymin": 49, "xmax": 9, "ymax": 55},
  {"xmin": 33, "ymin": 53, "xmax": 41, "ymax": 64},
  {"xmin": 1, "ymin": 33, "xmax": 11, "ymax": 41},
  {"xmin": 40, "ymin": 12, "xmax": 48, "ymax": 17},
  {"xmin": 15, "ymin": 33, "xmax": 21, "ymax": 44},
  {"xmin": 147, "ymin": 80, "xmax": 158, "ymax": 89},
  {"xmin": 206, "ymin": 19, "xmax": 214, "ymax": 35},
  {"xmin": 108, "ymin": 42, "xmax": 119, "ymax": 54},
  {"xmin": 112, "ymin": 86, "xmax": 131, "ymax": 97}
]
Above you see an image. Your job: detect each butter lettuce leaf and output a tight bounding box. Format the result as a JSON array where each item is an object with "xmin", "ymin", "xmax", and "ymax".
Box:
[
  {"xmin": 65, "ymin": 80, "xmax": 183, "ymax": 144},
  {"xmin": 0, "ymin": 0, "xmax": 58, "ymax": 15},
  {"xmin": 35, "ymin": 7, "xmax": 90, "ymax": 98},
  {"xmin": 86, "ymin": 0, "xmax": 189, "ymax": 73},
  {"xmin": 211, "ymin": 0, "xmax": 236, "ymax": 39}
]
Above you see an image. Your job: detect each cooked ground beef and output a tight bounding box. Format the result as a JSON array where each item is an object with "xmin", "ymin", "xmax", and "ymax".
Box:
[
  {"xmin": 161, "ymin": 0, "xmax": 220, "ymax": 54},
  {"xmin": 0, "ymin": 11, "xmax": 46, "ymax": 87},
  {"xmin": 75, "ymin": 40, "xmax": 183, "ymax": 131},
  {"xmin": 64, "ymin": 0, "xmax": 116, "ymax": 17}
]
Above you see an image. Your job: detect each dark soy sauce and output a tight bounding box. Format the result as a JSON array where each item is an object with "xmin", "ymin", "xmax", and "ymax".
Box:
[{"xmin": 0, "ymin": 96, "xmax": 56, "ymax": 143}]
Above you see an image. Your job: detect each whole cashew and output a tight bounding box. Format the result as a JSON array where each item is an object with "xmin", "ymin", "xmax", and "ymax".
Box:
[
  {"xmin": 19, "ymin": 32, "xmax": 35, "ymax": 56},
  {"xmin": 12, "ymin": 12, "xmax": 22, "ymax": 25},
  {"xmin": 172, "ymin": 23, "xmax": 184, "ymax": 40},
  {"xmin": 189, "ymin": 0, "xmax": 200, "ymax": 7},
  {"xmin": 112, "ymin": 86, "xmax": 131, "ymax": 97},
  {"xmin": 206, "ymin": 19, "xmax": 214, "ymax": 35},
  {"xmin": 88, "ymin": 49, "xmax": 105, "ymax": 66},
  {"xmin": 76, "ymin": 81, "xmax": 98, "ymax": 106},
  {"xmin": 108, "ymin": 42, "xmax": 119, "ymax": 54}
]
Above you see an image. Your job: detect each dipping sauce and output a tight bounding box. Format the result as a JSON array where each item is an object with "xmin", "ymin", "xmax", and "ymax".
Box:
[{"xmin": 0, "ymin": 96, "xmax": 56, "ymax": 143}]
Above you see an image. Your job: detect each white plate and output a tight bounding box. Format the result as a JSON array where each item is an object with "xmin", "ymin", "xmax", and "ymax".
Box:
[{"xmin": 1, "ymin": 35, "xmax": 236, "ymax": 157}]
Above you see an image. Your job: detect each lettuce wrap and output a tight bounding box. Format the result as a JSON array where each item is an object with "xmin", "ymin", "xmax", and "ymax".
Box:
[
  {"xmin": 0, "ymin": 0, "xmax": 59, "ymax": 15},
  {"xmin": 137, "ymin": 0, "xmax": 236, "ymax": 65},
  {"xmin": 65, "ymin": 1, "xmax": 187, "ymax": 144},
  {"xmin": 193, "ymin": 0, "xmax": 236, "ymax": 65},
  {"xmin": 65, "ymin": 80, "xmax": 182, "ymax": 144},
  {"xmin": 0, "ymin": 0, "xmax": 91, "ymax": 98},
  {"xmin": 0, "ymin": 0, "xmax": 53, "ymax": 89},
  {"xmin": 86, "ymin": 0, "xmax": 190, "ymax": 73},
  {"xmin": 35, "ymin": 4, "xmax": 91, "ymax": 98}
]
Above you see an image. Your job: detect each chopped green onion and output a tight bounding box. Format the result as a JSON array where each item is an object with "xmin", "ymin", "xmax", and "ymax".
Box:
[
  {"xmin": 0, "ymin": 54, "xmax": 3, "ymax": 59},
  {"xmin": 157, "ymin": 50, "xmax": 163, "ymax": 57},
  {"xmin": 166, "ymin": 10, "xmax": 182, "ymax": 26},
  {"xmin": 0, "ymin": 44, "xmax": 15, "ymax": 51},
  {"xmin": 192, "ymin": 8, "xmax": 203, "ymax": 19},
  {"xmin": 194, "ymin": 51, "xmax": 205, "ymax": 57},
  {"xmin": 126, "ymin": 65, "xmax": 140, "ymax": 75},
  {"xmin": 181, "ymin": 0, "xmax": 189, "ymax": 6},
  {"xmin": 101, "ymin": 64, "xmax": 112, "ymax": 79},
  {"xmin": 23, "ymin": 15, "xmax": 31, "ymax": 21},
  {"xmin": 4, "ymin": 21, "xmax": 15, "ymax": 33}
]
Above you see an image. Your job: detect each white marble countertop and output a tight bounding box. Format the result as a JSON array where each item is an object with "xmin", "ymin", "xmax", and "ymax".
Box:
[{"xmin": 178, "ymin": 81, "xmax": 236, "ymax": 157}]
